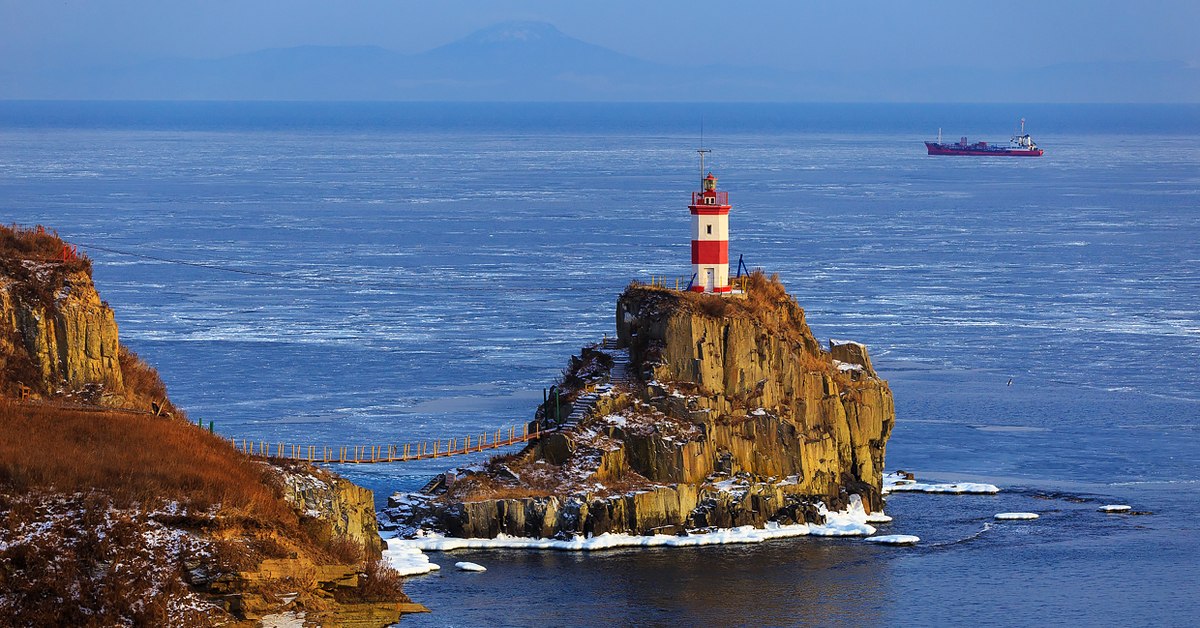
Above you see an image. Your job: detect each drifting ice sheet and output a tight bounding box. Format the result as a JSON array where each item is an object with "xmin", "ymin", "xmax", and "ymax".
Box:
[
  {"xmin": 455, "ymin": 561, "xmax": 487, "ymax": 572},
  {"xmin": 1098, "ymin": 505, "xmax": 1131, "ymax": 512},
  {"xmin": 994, "ymin": 512, "xmax": 1039, "ymax": 520},
  {"xmin": 865, "ymin": 535, "xmax": 919, "ymax": 545},
  {"xmin": 883, "ymin": 472, "xmax": 999, "ymax": 494}
]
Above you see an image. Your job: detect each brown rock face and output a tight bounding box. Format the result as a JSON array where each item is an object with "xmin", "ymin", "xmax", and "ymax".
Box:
[
  {"xmin": 615, "ymin": 286, "xmax": 894, "ymax": 510},
  {"xmin": 279, "ymin": 468, "xmax": 386, "ymax": 562},
  {"xmin": 0, "ymin": 268, "xmax": 123, "ymax": 395}
]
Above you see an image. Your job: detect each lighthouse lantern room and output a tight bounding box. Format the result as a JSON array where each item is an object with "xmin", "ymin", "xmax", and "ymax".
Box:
[{"xmin": 688, "ymin": 166, "xmax": 732, "ymax": 294}]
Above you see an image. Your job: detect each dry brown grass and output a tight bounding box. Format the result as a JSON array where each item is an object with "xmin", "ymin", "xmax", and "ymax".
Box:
[
  {"xmin": 0, "ymin": 399, "xmax": 295, "ymax": 525},
  {"xmin": 444, "ymin": 471, "xmax": 558, "ymax": 502},
  {"xmin": 334, "ymin": 559, "xmax": 411, "ymax": 604},
  {"xmin": 328, "ymin": 535, "xmax": 365, "ymax": 565},
  {"xmin": 117, "ymin": 345, "xmax": 184, "ymax": 416},
  {"xmin": 626, "ymin": 270, "xmax": 822, "ymax": 364}
]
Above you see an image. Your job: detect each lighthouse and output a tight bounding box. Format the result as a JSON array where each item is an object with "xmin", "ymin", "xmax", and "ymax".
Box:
[{"xmin": 688, "ymin": 168, "xmax": 731, "ymax": 293}]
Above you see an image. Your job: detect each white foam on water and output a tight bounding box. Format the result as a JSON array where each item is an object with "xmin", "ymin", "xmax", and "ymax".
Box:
[
  {"xmin": 1098, "ymin": 504, "xmax": 1132, "ymax": 512},
  {"xmin": 865, "ymin": 534, "xmax": 919, "ymax": 545},
  {"xmin": 994, "ymin": 512, "xmax": 1039, "ymax": 520},
  {"xmin": 455, "ymin": 561, "xmax": 487, "ymax": 572}
]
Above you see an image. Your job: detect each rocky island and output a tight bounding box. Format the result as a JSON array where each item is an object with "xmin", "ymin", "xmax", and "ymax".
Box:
[
  {"xmin": 0, "ymin": 225, "xmax": 424, "ymax": 627},
  {"xmin": 387, "ymin": 272, "xmax": 895, "ymax": 540}
]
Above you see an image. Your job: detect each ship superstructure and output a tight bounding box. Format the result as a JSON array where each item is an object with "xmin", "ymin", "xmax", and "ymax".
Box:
[{"xmin": 925, "ymin": 119, "xmax": 1044, "ymax": 156}]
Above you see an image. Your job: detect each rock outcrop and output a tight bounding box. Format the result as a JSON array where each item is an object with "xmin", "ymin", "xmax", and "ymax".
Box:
[
  {"xmin": 389, "ymin": 273, "xmax": 895, "ymax": 539},
  {"xmin": 0, "ymin": 267, "xmax": 124, "ymax": 396},
  {"xmin": 190, "ymin": 462, "xmax": 426, "ymax": 626},
  {"xmin": 614, "ymin": 285, "xmax": 894, "ymax": 510},
  {"xmin": 279, "ymin": 466, "xmax": 387, "ymax": 562}
]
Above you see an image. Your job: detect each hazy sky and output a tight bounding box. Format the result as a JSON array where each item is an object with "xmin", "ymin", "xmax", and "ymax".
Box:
[{"xmin": 2, "ymin": 0, "xmax": 1198, "ymax": 72}]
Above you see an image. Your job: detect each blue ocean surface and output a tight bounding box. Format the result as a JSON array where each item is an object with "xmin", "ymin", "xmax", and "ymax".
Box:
[{"xmin": 1, "ymin": 103, "xmax": 1197, "ymax": 626}]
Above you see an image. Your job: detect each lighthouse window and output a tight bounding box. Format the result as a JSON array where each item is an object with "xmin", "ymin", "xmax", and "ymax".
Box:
[{"xmin": 706, "ymin": 225, "xmax": 712, "ymax": 234}]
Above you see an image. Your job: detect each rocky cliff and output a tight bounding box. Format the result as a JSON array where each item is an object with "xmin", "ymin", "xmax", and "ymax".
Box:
[
  {"xmin": 278, "ymin": 465, "xmax": 387, "ymax": 562},
  {"xmin": 0, "ymin": 225, "xmax": 176, "ymax": 413},
  {"xmin": 193, "ymin": 462, "xmax": 425, "ymax": 627},
  {"xmin": 0, "ymin": 266, "xmax": 124, "ymax": 395},
  {"xmin": 388, "ymin": 272, "xmax": 895, "ymax": 538}
]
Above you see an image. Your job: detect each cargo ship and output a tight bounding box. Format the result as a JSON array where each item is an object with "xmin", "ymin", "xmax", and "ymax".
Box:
[{"xmin": 925, "ymin": 119, "xmax": 1043, "ymax": 156}]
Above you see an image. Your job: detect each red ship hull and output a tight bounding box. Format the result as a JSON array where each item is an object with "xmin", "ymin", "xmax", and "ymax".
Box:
[{"xmin": 925, "ymin": 141, "xmax": 1043, "ymax": 157}]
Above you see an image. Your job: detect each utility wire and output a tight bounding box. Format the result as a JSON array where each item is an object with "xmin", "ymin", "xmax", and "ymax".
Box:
[{"xmin": 75, "ymin": 242, "xmax": 629, "ymax": 293}]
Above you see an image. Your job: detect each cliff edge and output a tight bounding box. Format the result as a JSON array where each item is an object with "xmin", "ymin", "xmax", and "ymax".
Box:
[
  {"xmin": 388, "ymin": 272, "xmax": 894, "ymax": 538},
  {"xmin": 0, "ymin": 224, "xmax": 176, "ymax": 413}
]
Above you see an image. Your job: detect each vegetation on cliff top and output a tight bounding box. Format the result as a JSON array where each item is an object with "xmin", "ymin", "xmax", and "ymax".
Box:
[
  {"xmin": 0, "ymin": 224, "xmax": 93, "ymax": 295},
  {"xmin": 625, "ymin": 270, "xmax": 824, "ymax": 362}
]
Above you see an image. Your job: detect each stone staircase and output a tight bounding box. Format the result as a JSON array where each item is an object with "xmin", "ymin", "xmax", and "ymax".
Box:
[{"xmin": 559, "ymin": 337, "xmax": 632, "ymax": 429}]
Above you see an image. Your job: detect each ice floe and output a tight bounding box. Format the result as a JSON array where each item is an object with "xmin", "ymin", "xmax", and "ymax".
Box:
[
  {"xmin": 381, "ymin": 540, "xmax": 441, "ymax": 576},
  {"xmin": 883, "ymin": 472, "xmax": 999, "ymax": 494},
  {"xmin": 865, "ymin": 535, "xmax": 919, "ymax": 545},
  {"xmin": 455, "ymin": 561, "xmax": 487, "ymax": 572},
  {"xmin": 994, "ymin": 512, "xmax": 1039, "ymax": 520},
  {"xmin": 1098, "ymin": 504, "xmax": 1132, "ymax": 513}
]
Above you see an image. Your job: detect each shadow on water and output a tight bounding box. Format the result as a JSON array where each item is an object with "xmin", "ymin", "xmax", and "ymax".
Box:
[{"xmin": 402, "ymin": 540, "xmax": 890, "ymax": 628}]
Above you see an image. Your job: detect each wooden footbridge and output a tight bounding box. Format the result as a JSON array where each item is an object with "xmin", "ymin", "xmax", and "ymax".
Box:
[
  {"xmin": 231, "ymin": 422, "xmax": 544, "ymax": 464},
  {"xmin": 231, "ymin": 338, "xmax": 630, "ymax": 466}
]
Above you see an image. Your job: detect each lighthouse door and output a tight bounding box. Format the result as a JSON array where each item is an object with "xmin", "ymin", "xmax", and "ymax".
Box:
[{"xmin": 705, "ymin": 269, "xmax": 714, "ymax": 292}]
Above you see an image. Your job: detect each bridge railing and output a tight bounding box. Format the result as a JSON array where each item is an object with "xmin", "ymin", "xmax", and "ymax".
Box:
[{"xmin": 230, "ymin": 421, "xmax": 542, "ymax": 464}]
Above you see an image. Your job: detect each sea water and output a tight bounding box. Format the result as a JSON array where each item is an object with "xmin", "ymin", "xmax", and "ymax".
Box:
[{"xmin": 1, "ymin": 103, "xmax": 1197, "ymax": 626}]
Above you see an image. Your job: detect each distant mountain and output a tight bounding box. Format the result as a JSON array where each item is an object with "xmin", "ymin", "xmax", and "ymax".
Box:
[{"xmin": 1, "ymin": 21, "xmax": 1196, "ymax": 102}]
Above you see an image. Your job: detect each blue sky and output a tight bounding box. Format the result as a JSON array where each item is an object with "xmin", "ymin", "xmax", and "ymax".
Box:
[{"xmin": 3, "ymin": 0, "xmax": 1197, "ymax": 72}]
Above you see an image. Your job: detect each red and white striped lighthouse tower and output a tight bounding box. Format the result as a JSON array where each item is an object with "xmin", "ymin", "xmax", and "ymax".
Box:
[{"xmin": 689, "ymin": 156, "xmax": 731, "ymax": 293}]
